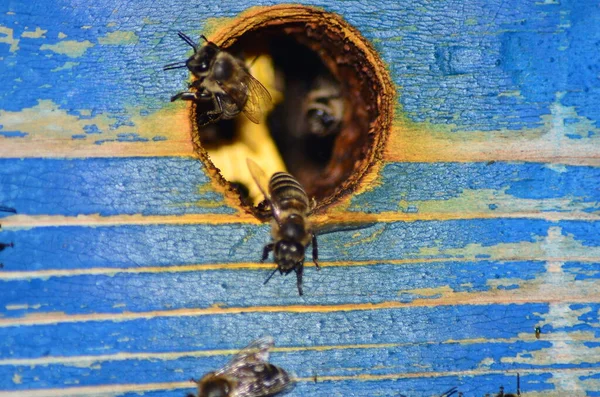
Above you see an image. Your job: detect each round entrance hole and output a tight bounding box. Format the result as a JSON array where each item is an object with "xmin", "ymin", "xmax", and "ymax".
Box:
[{"xmin": 186, "ymin": 5, "xmax": 394, "ymax": 214}]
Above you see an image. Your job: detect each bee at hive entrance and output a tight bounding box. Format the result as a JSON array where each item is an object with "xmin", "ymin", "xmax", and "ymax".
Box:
[{"xmin": 168, "ymin": 5, "xmax": 394, "ymax": 215}]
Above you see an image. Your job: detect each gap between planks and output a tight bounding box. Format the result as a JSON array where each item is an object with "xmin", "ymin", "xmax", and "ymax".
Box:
[
  {"xmin": 0, "ymin": 367, "xmax": 595, "ymax": 396},
  {"xmin": 0, "ymin": 290, "xmax": 598, "ymax": 328},
  {"xmin": 0, "ymin": 336, "xmax": 573, "ymax": 367},
  {"xmin": 1, "ymin": 211, "xmax": 600, "ymax": 230},
  {"xmin": 0, "ymin": 256, "xmax": 598, "ymax": 281}
]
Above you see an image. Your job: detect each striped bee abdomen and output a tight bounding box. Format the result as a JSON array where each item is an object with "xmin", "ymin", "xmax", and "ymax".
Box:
[{"xmin": 269, "ymin": 172, "xmax": 310, "ymax": 212}]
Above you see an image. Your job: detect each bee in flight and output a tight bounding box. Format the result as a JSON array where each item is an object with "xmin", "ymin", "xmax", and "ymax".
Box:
[
  {"xmin": 164, "ymin": 32, "xmax": 272, "ymax": 127},
  {"xmin": 247, "ymin": 158, "xmax": 319, "ymax": 296},
  {"xmin": 186, "ymin": 336, "xmax": 292, "ymax": 397}
]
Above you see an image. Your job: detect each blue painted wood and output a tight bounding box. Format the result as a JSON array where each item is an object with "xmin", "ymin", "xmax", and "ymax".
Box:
[
  {"xmin": 0, "ymin": 304, "xmax": 548, "ymax": 357},
  {"xmin": 0, "ymin": 219, "xmax": 581, "ymax": 269},
  {"xmin": 1, "ymin": 0, "xmax": 599, "ymax": 395},
  {"xmin": 1, "ymin": 158, "xmax": 599, "ymax": 216},
  {"xmin": 0, "ymin": 344, "xmax": 560, "ymax": 389},
  {"xmin": 0, "ymin": 260, "xmax": 548, "ymax": 317},
  {"xmin": 0, "ymin": 158, "xmax": 234, "ymax": 216}
]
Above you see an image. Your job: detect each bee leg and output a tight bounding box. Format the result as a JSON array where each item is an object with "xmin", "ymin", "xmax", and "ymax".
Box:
[
  {"xmin": 311, "ymin": 233, "xmax": 320, "ymax": 270},
  {"xmin": 295, "ymin": 264, "xmax": 304, "ymax": 296},
  {"xmin": 170, "ymin": 91, "xmax": 201, "ymax": 102},
  {"xmin": 0, "ymin": 242, "xmax": 14, "ymax": 252},
  {"xmin": 261, "ymin": 243, "xmax": 274, "ymax": 262}
]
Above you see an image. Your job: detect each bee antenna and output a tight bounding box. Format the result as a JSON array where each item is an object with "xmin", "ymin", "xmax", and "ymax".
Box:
[
  {"xmin": 517, "ymin": 373, "xmax": 521, "ymax": 396},
  {"xmin": 177, "ymin": 31, "xmax": 198, "ymax": 52},
  {"xmin": 163, "ymin": 62, "xmax": 188, "ymax": 71},
  {"xmin": 264, "ymin": 267, "xmax": 279, "ymax": 286},
  {"xmin": 200, "ymin": 35, "xmax": 209, "ymax": 43}
]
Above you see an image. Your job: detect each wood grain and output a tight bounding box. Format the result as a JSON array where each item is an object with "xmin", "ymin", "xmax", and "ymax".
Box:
[{"xmin": 1, "ymin": 0, "xmax": 599, "ymax": 396}]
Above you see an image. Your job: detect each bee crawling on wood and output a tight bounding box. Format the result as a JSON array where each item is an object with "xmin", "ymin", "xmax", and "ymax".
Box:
[
  {"xmin": 247, "ymin": 158, "xmax": 319, "ymax": 296},
  {"xmin": 164, "ymin": 32, "xmax": 272, "ymax": 127},
  {"xmin": 186, "ymin": 336, "xmax": 292, "ymax": 397}
]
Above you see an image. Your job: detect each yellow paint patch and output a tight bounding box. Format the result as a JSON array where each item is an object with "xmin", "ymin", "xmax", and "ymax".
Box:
[
  {"xmin": 11, "ymin": 373, "xmax": 21, "ymax": 385},
  {"xmin": 98, "ymin": 31, "xmax": 139, "ymax": 45},
  {"xmin": 202, "ymin": 17, "xmax": 237, "ymax": 38},
  {"xmin": 58, "ymin": 32, "xmax": 67, "ymax": 39},
  {"xmin": 0, "ymin": 26, "xmax": 19, "ymax": 52},
  {"xmin": 387, "ymin": 94, "xmax": 600, "ymax": 166},
  {"xmin": 0, "ymin": 100, "xmax": 194, "ymax": 158},
  {"xmin": 398, "ymin": 188, "xmax": 599, "ymax": 215},
  {"xmin": 21, "ymin": 27, "xmax": 47, "ymax": 39},
  {"xmin": 40, "ymin": 40, "xmax": 93, "ymax": 58}
]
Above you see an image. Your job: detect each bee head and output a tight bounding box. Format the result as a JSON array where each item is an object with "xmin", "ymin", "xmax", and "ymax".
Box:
[
  {"xmin": 187, "ymin": 40, "xmax": 220, "ymax": 77},
  {"xmin": 306, "ymin": 107, "xmax": 339, "ymax": 136},
  {"xmin": 198, "ymin": 376, "xmax": 231, "ymax": 397},
  {"xmin": 274, "ymin": 240, "xmax": 305, "ymax": 273}
]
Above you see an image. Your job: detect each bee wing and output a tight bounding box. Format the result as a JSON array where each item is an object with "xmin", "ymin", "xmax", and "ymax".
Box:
[
  {"xmin": 216, "ymin": 337, "xmax": 293, "ymax": 397},
  {"xmin": 227, "ymin": 336, "xmax": 274, "ymax": 366},
  {"xmin": 312, "ymin": 220, "xmax": 378, "ymax": 237},
  {"xmin": 239, "ymin": 73, "xmax": 272, "ymax": 124},
  {"xmin": 246, "ymin": 159, "xmax": 282, "ymax": 222},
  {"xmin": 226, "ymin": 362, "xmax": 292, "ymax": 397}
]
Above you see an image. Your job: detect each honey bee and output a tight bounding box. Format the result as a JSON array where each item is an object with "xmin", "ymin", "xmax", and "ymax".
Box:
[
  {"xmin": 247, "ymin": 158, "xmax": 319, "ymax": 296},
  {"xmin": 186, "ymin": 336, "xmax": 292, "ymax": 397},
  {"xmin": 534, "ymin": 326, "xmax": 541, "ymax": 339},
  {"xmin": 302, "ymin": 74, "xmax": 344, "ymax": 137},
  {"xmin": 164, "ymin": 32, "xmax": 272, "ymax": 127}
]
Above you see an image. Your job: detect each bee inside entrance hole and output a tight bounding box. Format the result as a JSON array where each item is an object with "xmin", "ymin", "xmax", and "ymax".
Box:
[{"xmin": 175, "ymin": 6, "xmax": 394, "ymax": 213}]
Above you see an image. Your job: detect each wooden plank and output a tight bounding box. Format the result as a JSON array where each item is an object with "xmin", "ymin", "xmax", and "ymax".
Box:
[{"xmin": 1, "ymin": 0, "xmax": 600, "ymax": 395}]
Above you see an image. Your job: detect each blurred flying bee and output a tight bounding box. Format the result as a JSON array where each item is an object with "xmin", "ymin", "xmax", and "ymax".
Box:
[
  {"xmin": 534, "ymin": 326, "xmax": 541, "ymax": 339},
  {"xmin": 186, "ymin": 336, "xmax": 292, "ymax": 397},
  {"xmin": 486, "ymin": 373, "xmax": 521, "ymax": 397},
  {"xmin": 247, "ymin": 158, "xmax": 319, "ymax": 296},
  {"xmin": 164, "ymin": 32, "xmax": 272, "ymax": 127},
  {"xmin": 302, "ymin": 74, "xmax": 344, "ymax": 137}
]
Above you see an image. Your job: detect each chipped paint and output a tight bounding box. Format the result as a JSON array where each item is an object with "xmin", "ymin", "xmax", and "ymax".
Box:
[
  {"xmin": 0, "ymin": 26, "xmax": 19, "ymax": 52},
  {"xmin": 388, "ymin": 93, "xmax": 600, "ymax": 165},
  {"xmin": 0, "ymin": 100, "xmax": 193, "ymax": 157},
  {"xmin": 40, "ymin": 40, "xmax": 94, "ymax": 58},
  {"xmin": 97, "ymin": 31, "xmax": 139, "ymax": 45},
  {"xmin": 21, "ymin": 27, "xmax": 47, "ymax": 39},
  {"xmin": 50, "ymin": 61, "xmax": 79, "ymax": 72}
]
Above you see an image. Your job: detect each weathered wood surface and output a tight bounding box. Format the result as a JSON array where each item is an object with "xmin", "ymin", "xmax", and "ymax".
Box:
[{"xmin": 1, "ymin": 1, "xmax": 599, "ymax": 396}]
